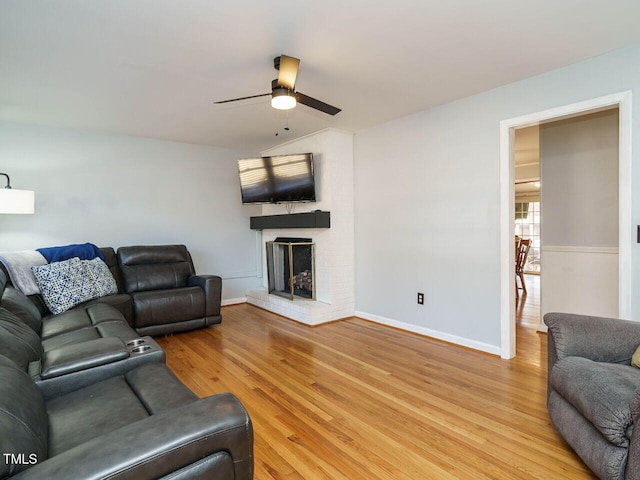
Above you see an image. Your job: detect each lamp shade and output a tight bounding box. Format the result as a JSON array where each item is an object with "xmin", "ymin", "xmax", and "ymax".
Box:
[{"xmin": 0, "ymin": 188, "xmax": 35, "ymax": 214}]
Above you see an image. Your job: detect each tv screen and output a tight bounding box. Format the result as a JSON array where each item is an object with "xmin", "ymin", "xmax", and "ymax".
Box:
[{"xmin": 238, "ymin": 153, "xmax": 316, "ymax": 204}]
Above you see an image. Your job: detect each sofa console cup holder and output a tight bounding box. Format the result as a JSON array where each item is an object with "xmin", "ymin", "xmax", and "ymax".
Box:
[
  {"xmin": 130, "ymin": 345, "xmax": 151, "ymax": 354},
  {"xmin": 127, "ymin": 338, "xmax": 154, "ymax": 354}
]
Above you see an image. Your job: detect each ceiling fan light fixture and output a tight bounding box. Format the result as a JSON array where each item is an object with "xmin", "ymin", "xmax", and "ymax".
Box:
[
  {"xmin": 271, "ymin": 87, "xmax": 296, "ymax": 110},
  {"xmin": 215, "ymin": 55, "xmax": 340, "ymax": 115}
]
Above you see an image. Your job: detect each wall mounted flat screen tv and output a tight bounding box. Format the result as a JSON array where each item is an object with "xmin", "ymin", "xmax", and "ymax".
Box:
[{"xmin": 238, "ymin": 153, "xmax": 316, "ymax": 204}]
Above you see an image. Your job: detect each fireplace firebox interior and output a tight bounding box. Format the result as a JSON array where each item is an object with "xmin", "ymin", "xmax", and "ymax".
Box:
[{"xmin": 266, "ymin": 237, "xmax": 315, "ymax": 301}]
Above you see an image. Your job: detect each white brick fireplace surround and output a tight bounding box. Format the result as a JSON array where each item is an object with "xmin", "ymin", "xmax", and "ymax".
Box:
[{"xmin": 245, "ymin": 129, "xmax": 355, "ymax": 325}]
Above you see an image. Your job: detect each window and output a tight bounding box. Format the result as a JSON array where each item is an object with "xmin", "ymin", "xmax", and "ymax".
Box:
[{"xmin": 515, "ymin": 202, "xmax": 540, "ymax": 273}]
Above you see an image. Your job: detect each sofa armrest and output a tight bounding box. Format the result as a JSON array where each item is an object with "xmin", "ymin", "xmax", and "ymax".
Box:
[
  {"xmin": 14, "ymin": 393, "xmax": 253, "ymax": 480},
  {"xmin": 544, "ymin": 312, "xmax": 640, "ymax": 367},
  {"xmin": 35, "ymin": 337, "xmax": 166, "ymax": 400},
  {"xmin": 627, "ymin": 390, "xmax": 640, "ymax": 480},
  {"xmin": 39, "ymin": 337, "xmax": 129, "ymax": 380},
  {"xmin": 188, "ymin": 274, "xmax": 222, "ymax": 318}
]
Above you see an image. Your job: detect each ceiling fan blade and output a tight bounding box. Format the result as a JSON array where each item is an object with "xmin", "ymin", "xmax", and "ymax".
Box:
[
  {"xmin": 214, "ymin": 93, "xmax": 270, "ymax": 104},
  {"xmin": 277, "ymin": 55, "xmax": 300, "ymax": 90},
  {"xmin": 295, "ymin": 92, "xmax": 341, "ymax": 116}
]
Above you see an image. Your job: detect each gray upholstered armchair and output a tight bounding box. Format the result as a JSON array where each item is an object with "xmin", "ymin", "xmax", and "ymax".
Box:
[{"xmin": 545, "ymin": 312, "xmax": 640, "ymax": 480}]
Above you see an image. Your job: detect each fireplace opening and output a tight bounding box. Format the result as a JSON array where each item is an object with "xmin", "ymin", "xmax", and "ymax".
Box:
[{"xmin": 266, "ymin": 237, "xmax": 315, "ymax": 301}]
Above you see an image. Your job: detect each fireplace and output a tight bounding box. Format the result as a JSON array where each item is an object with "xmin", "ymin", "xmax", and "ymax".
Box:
[{"xmin": 266, "ymin": 237, "xmax": 315, "ymax": 301}]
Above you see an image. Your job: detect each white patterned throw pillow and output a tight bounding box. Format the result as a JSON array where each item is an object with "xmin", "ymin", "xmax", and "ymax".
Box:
[
  {"xmin": 31, "ymin": 257, "xmax": 118, "ymax": 315},
  {"xmin": 32, "ymin": 257, "xmax": 92, "ymax": 314},
  {"xmin": 84, "ymin": 258, "xmax": 118, "ymax": 297}
]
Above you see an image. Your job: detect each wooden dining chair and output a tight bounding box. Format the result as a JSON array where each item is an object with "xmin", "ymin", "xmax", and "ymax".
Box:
[{"xmin": 515, "ymin": 239, "xmax": 531, "ymax": 298}]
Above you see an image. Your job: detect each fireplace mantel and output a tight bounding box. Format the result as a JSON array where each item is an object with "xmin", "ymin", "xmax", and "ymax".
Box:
[{"xmin": 250, "ymin": 211, "xmax": 330, "ymax": 230}]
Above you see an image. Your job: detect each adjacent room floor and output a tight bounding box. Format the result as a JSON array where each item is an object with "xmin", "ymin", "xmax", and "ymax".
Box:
[{"xmin": 157, "ymin": 275, "xmax": 596, "ymax": 479}]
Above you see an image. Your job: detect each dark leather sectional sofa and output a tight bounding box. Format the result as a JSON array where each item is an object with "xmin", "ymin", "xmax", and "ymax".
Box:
[
  {"xmin": 0, "ymin": 245, "xmax": 254, "ymax": 479},
  {"xmin": 4, "ymin": 244, "xmax": 223, "ymax": 336}
]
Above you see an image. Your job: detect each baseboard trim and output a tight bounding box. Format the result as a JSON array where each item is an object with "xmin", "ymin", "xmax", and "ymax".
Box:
[
  {"xmin": 354, "ymin": 310, "xmax": 501, "ymax": 356},
  {"xmin": 223, "ymin": 302, "xmax": 502, "ymax": 355},
  {"xmin": 222, "ymin": 297, "xmax": 247, "ymax": 306}
]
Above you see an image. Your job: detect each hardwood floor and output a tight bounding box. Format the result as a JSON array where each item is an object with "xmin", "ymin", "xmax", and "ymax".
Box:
[{"xmin": 157, "ymin": 279, "xmax": 596, "ymax": 479}]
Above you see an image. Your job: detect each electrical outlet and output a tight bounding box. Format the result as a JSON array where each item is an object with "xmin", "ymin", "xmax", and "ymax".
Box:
[{"xmin": 417, "ymin": 293, "xmax": 424, "ymax": 305}]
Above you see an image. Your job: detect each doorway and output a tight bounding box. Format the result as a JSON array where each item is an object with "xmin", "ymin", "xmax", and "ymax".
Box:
[
  {"xmin": 513, "ymin": 125, "xmax": 541, "ymax": 326},
  {"xmin": 499, "ymin": 91, "xmax": 632, "ymax": 359}
]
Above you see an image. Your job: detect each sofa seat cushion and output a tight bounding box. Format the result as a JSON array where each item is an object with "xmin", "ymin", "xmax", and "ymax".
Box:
[
  {"xmin": 132, "ymin": 287, "xmax": 205, "ymax": 328},
  {"xmin": 47, "ymin": 375, "xmax": 150, "ymax": 456},
  {"xmin": 84, "ymin": 293, "xmax": 134, "ymax": 326},
  {"xmin": 46, "ymin": 363, "xmax": 198, "ymax": 456},
  {"xmin": 94, "ymin": 321, "xmax": 139, "ymax": 342},
  {"xmin": 40, "ymin": 327, "xmax": 101, "ymax": 351},
  {"xmin": 41, "ymin": 303, "xmax": 130, "ymax": 340},
  {"xmin": 40, "ymin": 321, "xmax": 139, "ymax": 352},
  {"xmin": 551, "ymin": 356, "xmax": 640, "ymax": 447},
  {"xmin": 38, "ymin": 303, "xmax": 138, "ymax": 351},
  {"xmin": 123, "ymin": 362, "xmax": 198, "ymax": 413}
]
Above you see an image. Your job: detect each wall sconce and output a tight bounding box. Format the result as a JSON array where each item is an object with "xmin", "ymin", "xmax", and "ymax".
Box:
[{"xmin": 0, "ymin": 173, "xmax": 35, "ymax": 214}]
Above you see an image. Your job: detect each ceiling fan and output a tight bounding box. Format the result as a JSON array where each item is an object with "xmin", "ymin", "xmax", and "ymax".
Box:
[{"xmin": 214, "ymin": 55, "xmax": 341, "ymax": 116}]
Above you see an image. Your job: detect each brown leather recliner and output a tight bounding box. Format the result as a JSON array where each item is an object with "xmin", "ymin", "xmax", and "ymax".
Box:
[{"xmin": 117, "ymin": 245, "xmax": 222, "ymax": 336}]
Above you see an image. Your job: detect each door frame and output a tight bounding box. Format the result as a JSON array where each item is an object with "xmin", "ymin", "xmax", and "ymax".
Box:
[{"xmin": 499, "ymin": 91, "xmax": 632, "ymax": 359}]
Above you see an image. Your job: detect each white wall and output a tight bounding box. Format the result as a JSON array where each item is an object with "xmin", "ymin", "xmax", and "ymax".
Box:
[
  {"xmin": 540, "ymin": 109, "xmax": 619, "ymax": 318},
  {"xmin": 541, "ymin": 247, "xmax": 619, "ymax": 318},
  {"xmin": 0, "ymin": 121, "xmax": 263, "ymax": 301},
  {"xmin": 354, "ymin": 43, "xmax": 640, "ymax": 355}
]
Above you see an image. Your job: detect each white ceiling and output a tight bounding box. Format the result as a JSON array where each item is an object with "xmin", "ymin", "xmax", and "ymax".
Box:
[{"xmin": 2, "ymin": 1, "xmax": 640, "ymax": 153}]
